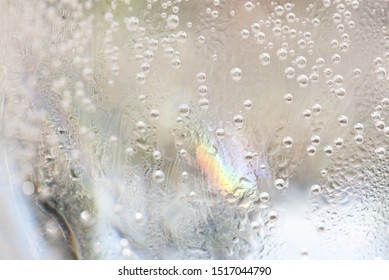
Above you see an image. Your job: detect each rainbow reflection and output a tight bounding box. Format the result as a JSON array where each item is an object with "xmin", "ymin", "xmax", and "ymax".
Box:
[{"xmin": 195, "ymin": 137, "xmax": 257, "ymax": 197}]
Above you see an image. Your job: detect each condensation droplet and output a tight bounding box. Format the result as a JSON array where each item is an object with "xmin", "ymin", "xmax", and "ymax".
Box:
[{"xmin": 230, "ymin": 68, "xmax": 242, "ymax": 81}]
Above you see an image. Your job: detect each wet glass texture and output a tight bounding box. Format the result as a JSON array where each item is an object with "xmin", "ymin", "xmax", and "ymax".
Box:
[{"xmin": 0, "ymin": 0, "xmax": 389, "ymax": 259}]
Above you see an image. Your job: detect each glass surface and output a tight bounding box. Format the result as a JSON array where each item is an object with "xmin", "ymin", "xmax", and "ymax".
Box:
[{"xmin": 0, "ymin": 0, "xmax": 388, "ymax": 259}]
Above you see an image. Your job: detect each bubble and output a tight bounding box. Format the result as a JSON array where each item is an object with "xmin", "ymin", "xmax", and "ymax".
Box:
[
  {"xmin": 136, "ymin": 121, "xmax": 147, "ymax": 133},
  {"xmin": 297, "ymin": 75, "xmax": 309, "ymax": 88},
  {"xmin": 166, "ymin": 14, "xmax": 179, "ymax": 29},
  {"xmin": 150, "ymin": 109, "xmax": 160, "ymax": 120},
  {"xmin": 371, "ymin": 111, "xmax": 381, "ymax": 121},
  {"xmin": 286, "ymin": 12, "xmax": 296, "ymax": 23},
  {"xmin": 353, "ymin": 68, "xmax": 361, "ymax": 78},
  {"xmin": 256, "ymin": 32, "xmax": 266, "ymax": 44},
  {"xmin": 375, "ymin": 147, "xmax": 386, "ymax": 158},
  {"xmin": 323, "ymin": 145, "xmax": 334, "ymax": 156},
  {"xmin": 274, "ymin": 178, "xmax": 285, "ymax": 190},
  {"xmin": 171, "ymin": 58, "xmax": 181, "ymax": 69},
  {"xmin": 195, "ymin": 35, "xmax": 205, "ymax": 44},
  {"xmin": 303, "ymin": 109, "xmax": 312, "ymax": 118},
  {"xmin": 338, "ymin": 115, "xmax": 348, "ymax": 126},
  {"xmin": 216, "ymin": 128, "xmax": 225, "ymax": 139},
  {"xmin": 352, "ymin": 0, "xmax": 360, "ymax": 9},
  {"xmin": 179, "ymin": 104, "xmax": 190, "ymax": 116},
  {"xmin": 317, "ymin": 223, "xmax": 326, "ymax": 232},
  {"xmin": 153, "ymin": 150, "xmax": 162, "ymax": 160},
  {"xmin": 125, "ymin": 16, "xmax": 139, "ymax": 31},
  {"xmin": 243, "ymin": 99, "xmax": 252, "ymax": 110},
  {"xmin": 274, "ymin": 5, "xmax": 284, "ymax": 16},
  {"xmin": 285, "ymin": 67, "xmax": 296, "ymax": 79},
  {"xmin": 199, "ymin": 98, "xmax": 209, "ymax": 109},
  {"xmin": 80, "ymin": 210, "xmax": 91, "ymax": 222},
  {"xmin": 295, "ymin": 56, "xmax": 307, "ymax": 68},
  {"xmin": 277, "ymin": 48, "xmax": 288, "ymax": 60},
  {"xmin": 384, "ymin": 127, "xmax": 389, "ymax": 137},
  {"xmin": 179, "ymin": 149, "xmax": 187, "ymax": 157},
  {"xmin": 311, "ymin": 184, "xmax": 321, "ymax": 195},
  {"xmin": 310, "ymin": 73, "xmax": 319, "ymax": 83},
  {"xmin": 354, "ymin": 123, "xmax": 364, "ymax": 133},
  {"xmin": 333, "ymin": 75, "xmax": 344, "ymax": 86},
  {"xmin": 240, "ymin": 29, "xmax": 250, "ymax": 39},
  {"xmin": 259, "ymin": 192, "xmax": 270, "ymax": 203},
  {"xmin": 233, "ymin": 114, "xmax": 244, "ymax": 129},
  {"xmin": 282, "ymin": 136, "xmax": 293, "ymax": 148},
  {"xmin": 334, "ymin": 137, "xmax": 344, "ymax": 148},
  {"xmin": 312, "ymin": 104, "xmax": 322, "ymax": 114},
  {"xmin": 152, "ymin": 170, "xmax": 165, "ymax": 183},
  {"xmin": 268, "ymin": 211, "xmax": 279, "ymax": 222},
  {"xmin": 259, "ymin": 53, "xmax": 271, "ymax": 66},
  {"xmin": 230, "ymin": 68, "xmax": 242, "ymax": 81},
  {"xmin": 324, "ymin": 68, "xmax": 333, "ymax": 78},
  {"xmin": 181, "ymin": 171, "xmax": 189, "ymax": 181},
  {"xmin": 244, "ymin": 151, "xmax": 254, "ymax": 162},
  {"xmin": 176, "ymin": 31, "xmax": 187, "ymax": 43},
  {"xmin": 375, "ymin": 67, "xmax": 386, "ymax": 80},
  {"xmin": 306, "ymin": 145, "xmax": 317, "ymax": 156},
  {"xmin": 335, "ymin": 88, "xmax": 346, "ymax": 99},
  {"xmin": 354, "ymin": 134, "xmax": 364, "ymax": 144},
  {"xmin": 136, "ymin": 72, "xmax": 146, "ymax": 84},
  {"xmin": 22, "ymin": 181, "xmax": 35, "ymax": 196},
  {"xmin": 323, "ymin": 0, "xmax": 331, "ymax": 8},
  {"xmin": 375, "ymin": 121, "xmax": 385, "ymax": 131},
  {"xmin": 198, "ymin": 85, "xmax": 208, "ymax": 96},
  {"xmin": 284, "ymin": 93, "xmax": 293, "ymax": 103},
  {"xmin": 312, "ymin": 18, "xmax": 320, "ymax": 27},
  {"xmin": 381, "ymin": 98, "xmax": 389, "ymax": 107},
  {"xmin": 311, "ymin": 135, "xmax": 321, "ymax": 146}
]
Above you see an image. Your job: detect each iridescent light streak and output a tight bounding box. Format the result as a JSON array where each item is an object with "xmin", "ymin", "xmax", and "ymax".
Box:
[{"xmin": 196, "ymin": 140, "xmax": 248, "ymax": 197}]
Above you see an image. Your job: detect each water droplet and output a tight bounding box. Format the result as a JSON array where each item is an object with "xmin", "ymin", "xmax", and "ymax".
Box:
[
  {"xmin": 311, "ymin": 184, "xmax": 321, "ymax": 195},
  {"xmin": 303, "ymin": 109, "xmax": 312, "ymax": 118},
  {"xmin": 338, "ymin": 115, "xmax": 348, "ymax": 126},
  {"xmin": 244, "ymin": 152, "xmax": 254, "ymax": 162},
  {"xmin": 22, "ymin": 181, "xmax": 35, "ymax": 196},
  {"xmin": 259, "ymin": 53, "xmax": 271, "ymax": 66},
  {"xmin": 167, "ymin": 14, "xmax": 179, "ymax": 29},
  {"xmin": 306, "ymin": 145, "xmax": 317, "ymax": 156},
  {"xmin": 375, "ymin": 147, "xmax": 386, "ymax": 158},
  {"xmin": 323, "ymin": 145, "xmax": 334, "ymax": 156},
  {"xmin": 311, "ymin": 135, "xmax": 321, "ymax": 146},
  {"xmin": 152, "ymin": 170, "xmax": 165, "ymax": 183},
  {"xmin": 124, "ymin": 16, "xmax": 139, "ymax": 31},
  {"xmin": 199, "ymin": 98, "xmax": 209, "ymax": 110},
  {"xmin": 375, "ymin": 67, "xmax": 386, "ymax": 80},
  {"xmin": 150, "ymin": 109, "xmax": 160, "ymax": 120},
  {"xmin": 230, "ymin": 68, "xmax": 242, "ymax": 81},
  {"xmin": 136, "ymin": 120, "xmax": 147, "ymax": 133},
  {"xmin": 268, "ymin": 211, "xmax": 279, "ymax": 222},
  {"xmin": 297, "ymin": 74, "xmax": 309, "ymax": 88},
  {"xmin": 233, "ymin": 114, "xmax": 244, "ymax": 129},
  {"xmin": 285, "ymin": 67, "xmax": 296, "ymax": 79},
  {"xmin": 243, "ymin": 99, "xmax": 252, "ymax": 110},
  {"xmin": 334, "ymin": 137, "xmax": 344, "ymax": 148},
  {"xmin": 284, "ymin": 93, "xmax": 293, "ymax": 104},
  {"xmin": 216, "ymin": 128, "xmax": 225, "ymax": 139},
  {"xmin": 375, "ymin": 121, "xmax": 385, "ymax": 131},
  {"xmin": 179, "ymin": 104, "xmax": 190, "ymax": 116},
  {"xmin": 153, "ymin": 150, "xmax": 162, "ymax": 160},
  {"xmin": 274, "ymin": 178, "xmax": 285, "ymax": 190},
  {"xmin": 259, "ymin": 192, "xmax": 270, "ymax": 203},
  {"xmin": 354, "ymin": 134, "xmax": 364, "ymax": 144},
  {"xmin": 282, "ymin": 136, "xmax": 293, "ymax": 148}
]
